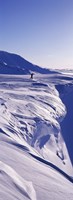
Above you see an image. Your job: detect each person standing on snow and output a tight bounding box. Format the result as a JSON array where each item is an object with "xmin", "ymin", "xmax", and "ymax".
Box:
[{"xmin": 30, "ymin": 73, "xmax": 34, "ymax": 79}]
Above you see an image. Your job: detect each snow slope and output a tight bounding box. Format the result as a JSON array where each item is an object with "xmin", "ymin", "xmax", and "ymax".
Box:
[
  {"xmin": 0, "ymin": 51, "xmax": 54, "ymax": 74},
  {"xmin": 0, "ymin": 53, "xmax": 73, "ymax": 199}
]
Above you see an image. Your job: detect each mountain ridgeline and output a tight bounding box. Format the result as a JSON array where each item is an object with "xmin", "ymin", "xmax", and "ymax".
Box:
[{"xmin": 0, "ymin": 51, "xmax": 53, "ymax": 75}]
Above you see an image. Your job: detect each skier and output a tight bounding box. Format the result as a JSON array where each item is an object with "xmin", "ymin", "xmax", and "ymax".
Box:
[{"xmin": 30, "ymin": 73, "xmax": 34, "ymax": 79}]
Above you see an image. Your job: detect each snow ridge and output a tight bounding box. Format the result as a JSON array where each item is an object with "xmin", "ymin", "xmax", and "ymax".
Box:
[
  {"xmin": 0, "ymin": 74, "xmax": 72, "ymax": 174},
  {"xmin": 0, "ymin": 161, "xmax": 37, "ymax": 200},
  {"xmin": 0, "ymin": 69, "xmax": 73, "ymax": 200}
]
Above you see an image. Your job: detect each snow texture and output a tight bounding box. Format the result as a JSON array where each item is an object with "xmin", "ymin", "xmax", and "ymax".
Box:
[{"xmin": 0, "ymin": 51, "xmax": 73, "ymax": 200}]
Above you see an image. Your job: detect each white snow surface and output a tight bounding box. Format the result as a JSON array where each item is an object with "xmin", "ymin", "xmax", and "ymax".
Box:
[{"xmin": 0, "ymin": 73, "xmax": 73, "ymax": 200}]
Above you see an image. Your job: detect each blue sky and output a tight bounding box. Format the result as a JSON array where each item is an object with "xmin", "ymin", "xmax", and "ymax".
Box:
[{"xmin": 0, "ymin": 0, "xmax": 73, "ymax": 69}]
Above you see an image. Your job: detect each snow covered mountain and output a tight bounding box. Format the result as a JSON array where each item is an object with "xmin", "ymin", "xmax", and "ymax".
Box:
[
  {"xmin": 0, "ymin": 52, "xmax": 73, "ymax": 200},
  {"xmin": 0, "ymin": 51, "xmax": 54, "ymax": 74}
]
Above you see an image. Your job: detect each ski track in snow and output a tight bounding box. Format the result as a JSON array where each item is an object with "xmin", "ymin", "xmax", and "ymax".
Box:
[{"xmin": 0, "ymin": 73, "xmax": 73, "ymax": 200}]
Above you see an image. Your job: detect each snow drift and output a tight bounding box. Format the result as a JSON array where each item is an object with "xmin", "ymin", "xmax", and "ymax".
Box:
[{"xmin": 0, "ymin": 51, "xmax": 73, "ymax": 200}]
